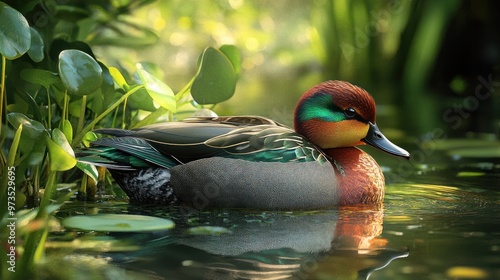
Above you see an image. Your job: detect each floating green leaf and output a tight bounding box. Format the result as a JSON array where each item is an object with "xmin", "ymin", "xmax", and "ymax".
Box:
[
  {"xmin": 0, "ymin": 2, "xmax": 31, "ymax": 59},
  {"xmin": 191, "ymin": 47, "xmax": 237, "ymax": 104},
  {"xmin": 62, "ymin": 214, "xmax": 175, "ymax": 232},
  {"xmin": 28, "ymin": 27, "xmax": 44, "ymax": 62},
  {"xmin": 58, "ymin": 49, "xmax": 103, "ymax": 96},
  {"xmin": 136, "ymin": 65, "xmax": 176, "ymax": 112},
  {"xmin": 187, "ymin": 226, "xmax": 232, "ymax": 236}
]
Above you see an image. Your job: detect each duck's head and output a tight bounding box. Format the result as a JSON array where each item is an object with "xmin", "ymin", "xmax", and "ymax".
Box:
[{"xmin": 294, "ymin": 80, "xmax": 409, "ymax": 159}]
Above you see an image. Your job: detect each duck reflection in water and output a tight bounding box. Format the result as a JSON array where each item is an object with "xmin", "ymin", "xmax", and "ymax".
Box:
[{"xmin": 115, "ymin": 206, "xmax": 408, "ymax": 279}]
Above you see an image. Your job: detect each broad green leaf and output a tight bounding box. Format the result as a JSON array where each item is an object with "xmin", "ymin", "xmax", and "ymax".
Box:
[
  {"xmin": 28, "ymin": 143, "xmax": 46, "ymax": 166},
  {"xmin": 128, "ymin": 88, "xmax": 156, "ymax": 112},
  {"xmin": 62, "ymin": 214, "xmax": 175, "ymax": 232},
  {"xmin": 58, "ymin": 49, "xmax": 103, "ymax": 96},
  {"xmin": 20, "ymin": 69, "xmax": 61, "ymax": 89},
  {"xmin": 61, "ymin": 120, "xmax": 73, "ymax": 144},
  {"xmin": 76, "ymin": 162, "xmax": 98, "ymax": 184},
  {"xmin": 82, "ymin": 131, "xmax": 98, "ymax": 147},
  {"xmin": 137, "ymin": 61, "xmax": 164, "ymax": 78},
  {"xmin": 219, "ymin": 45, "xmax": 241, "ymax": 76},
  {"xmin": 136, "ymin": 65, "xmax": 176, "ymax": 112},
  {"xmin": 109, "ymin": 66, "xmax": 128, "ymax": 90},
  {"xmin": 68, "ymin": 99, "xmax": 82, "ymax": 117},
  {"xmin": 88, "ymin": 88, "xmax": 105, "ymax": 115},
  {"xmin": 99, "ymin": 62, "xmax": 115, "ymax": 96},
  {"xmin": 52, "ymin": 128, "xmax": 75, "ymax": 158},
  {"xmin": 191, "ymin": 47, "xmax": 237, "ymax": 104},
  {"xmin": 28, "ymin": 27, "xmax": 44, "ymax": 62},
  {"xmin": 0, "ymin": 2, "xmax": 31, "ymax": 59},
  {"xmin": 7, "ymin": 112, "xmax": 45, "ymax": 139},
  {"xmin": 45, "ymin": 131, "xmax": 77, "ymax": 171},
  {"xmin": 12, "ymin": 88, "xmax": 43, "ymax": 120}
]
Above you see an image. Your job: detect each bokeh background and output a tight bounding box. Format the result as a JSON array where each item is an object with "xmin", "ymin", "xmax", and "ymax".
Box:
[{"xmin": 91, "ymin": 0, "xmax": 500, "ymax": 140}]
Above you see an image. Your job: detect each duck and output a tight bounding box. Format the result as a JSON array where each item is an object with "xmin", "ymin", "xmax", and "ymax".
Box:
[{"xmin": 77, "ymin": 80, "xmax": 410, "ymax": 209}]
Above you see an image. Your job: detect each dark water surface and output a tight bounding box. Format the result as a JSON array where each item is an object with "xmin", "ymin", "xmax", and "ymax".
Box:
[{"xmin": 52, "ymin": 145, "xmax": 500, "ymax": 280}]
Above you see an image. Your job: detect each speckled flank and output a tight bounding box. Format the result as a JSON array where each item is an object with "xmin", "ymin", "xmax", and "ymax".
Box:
[{"xmin": 109, "ymin": 167, "xmax": 176, "ymax": 204}]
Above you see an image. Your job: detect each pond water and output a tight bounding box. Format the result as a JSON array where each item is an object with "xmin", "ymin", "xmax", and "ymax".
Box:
[{"xmin": 49, "ymin": 141, "xmax": 500, "ymax": 280}]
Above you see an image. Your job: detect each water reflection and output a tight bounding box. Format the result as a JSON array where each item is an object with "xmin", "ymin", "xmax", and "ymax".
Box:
[{"xmin": 115, "ymin": 207, "xmax": 408, "ymax": 279}]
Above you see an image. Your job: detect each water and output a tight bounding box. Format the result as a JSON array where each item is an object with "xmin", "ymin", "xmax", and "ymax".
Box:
[{"xmin": 49, "ymin": 146, "xmax": 500, "ymax": 280}]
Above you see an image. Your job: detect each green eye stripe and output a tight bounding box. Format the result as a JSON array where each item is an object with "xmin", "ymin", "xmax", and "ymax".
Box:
[{"xmin": 298, "ymin": 93, "xmax": 345, "ymax": 122}]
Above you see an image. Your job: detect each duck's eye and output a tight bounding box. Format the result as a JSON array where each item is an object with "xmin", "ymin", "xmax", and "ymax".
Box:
[{"xmin": 344, "ymin": 107, "xmax": 357, "ymax": 119}]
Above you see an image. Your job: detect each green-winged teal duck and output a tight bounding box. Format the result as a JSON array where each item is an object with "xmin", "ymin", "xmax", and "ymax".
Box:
[{"xmin": 78, "ymin": 80, "xmax": 410, "ymax": 209}]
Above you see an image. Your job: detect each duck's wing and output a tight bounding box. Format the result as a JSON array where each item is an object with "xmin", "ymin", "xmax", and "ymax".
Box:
[{"xmin": 90, "ymin": 116, "xmax": 326, "ymax": 166}]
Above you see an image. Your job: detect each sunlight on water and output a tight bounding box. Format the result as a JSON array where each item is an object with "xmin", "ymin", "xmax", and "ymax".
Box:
[{"xmin": 48, "ymin": 163, "xmax": 500, "ymax": 280}]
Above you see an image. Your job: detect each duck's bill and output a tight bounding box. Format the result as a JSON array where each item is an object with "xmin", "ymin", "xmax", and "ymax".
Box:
[{"xmin": 362, "ymin": 122, "xmax": 410, "ymax": 159}]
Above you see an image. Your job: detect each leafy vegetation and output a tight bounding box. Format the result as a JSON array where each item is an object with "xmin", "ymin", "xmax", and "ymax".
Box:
[
  {"xmin": 0, "ymin": 1, "xmax": 239, "ymax": 278},
  {"xmin": 0, "ymin": 0, "xmax": 499, "ymax": 278}
]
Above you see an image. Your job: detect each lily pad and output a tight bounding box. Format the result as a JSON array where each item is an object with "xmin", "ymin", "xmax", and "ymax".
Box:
[
  {"xmin": 62, "ymin": 214, "xmax": 175, "ymax": 232},
  {"xmin": 187, "ymin": 226, "xmax": 232, "ymax": 236}
]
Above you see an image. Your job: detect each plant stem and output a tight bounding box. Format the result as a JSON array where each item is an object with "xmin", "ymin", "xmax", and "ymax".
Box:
[
  {"xmin": 0, "ymin": 124, "xmax": 22, "ymax": 217},
  {"xmin": 38, "ymin": 170, "xmax": 57, "ymax": 212},
  {"xmin": 175, "ymin": 76, "xmax": 195, "ymax": 102},
  {"xmin": 0, "ymin": 55, "xmax": 7, "ymax": 167},
  {"xmin": 16, "ymin": 170, "xmax": 56, "ymax": 279},
  {"xmin": 130, "ymin": 107, "xmax": 168, "ymax": 129},
  {"xmin": 76, "ymin": 95, "xmax": 87, "ymax": 137},
  {"xmin": 62, "ymin": 91, "xmax": 69, "ymax": 124},
  {"xmin": 72, "ymin": 85, "xmax": 143, "ymax": 146},
  {"xmin": 46, "ymin": 87, "xmax": 52, "ymax": 130},
  {"xmin": 122, "ymin": 95, "xmax": 128, "ymax": 129}
]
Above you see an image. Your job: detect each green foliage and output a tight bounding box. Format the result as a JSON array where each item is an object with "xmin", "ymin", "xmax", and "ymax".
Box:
[
  {"xmin": 136, "ymin": 64, "xmax": 176, "ymax": 112},
  {"xmin": 192, "ymin": 47, "xmax": 238, "ymax": 104},
  {"xmin": 62, "ymin": 214, "xmax": 175, "ymax": 232},
  {"xmin": 58, "ymin": 50, "xmax": 103, "ymax": 96},
  {"xmin": 0, "ymin": 2, "xmax": 31, "ymax": 59},
  {"xmin": 0, "ymin": 0, "xmax": 240, "ymax": 278}
]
